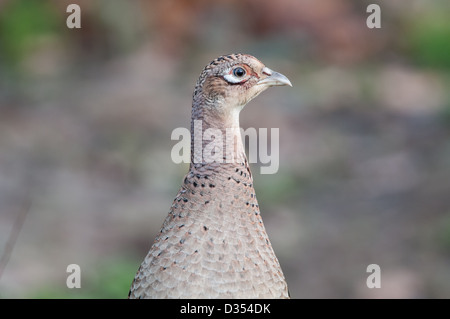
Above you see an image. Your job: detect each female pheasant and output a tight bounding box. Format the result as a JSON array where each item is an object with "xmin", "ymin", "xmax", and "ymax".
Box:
[{"xmin": 129, "ymin": 54, "xmax": 292, "ymax": 298}]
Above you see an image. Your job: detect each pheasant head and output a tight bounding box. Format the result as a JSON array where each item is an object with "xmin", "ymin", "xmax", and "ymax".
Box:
[{"xmin": 192, "ymin": 54, "xmax": 292, "ymax": 126}]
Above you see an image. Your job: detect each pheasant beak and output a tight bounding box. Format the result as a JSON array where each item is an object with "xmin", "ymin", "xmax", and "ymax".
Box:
[{"xmin": 257, "ymin": 67, "xmax": 292, "ymax": 87}]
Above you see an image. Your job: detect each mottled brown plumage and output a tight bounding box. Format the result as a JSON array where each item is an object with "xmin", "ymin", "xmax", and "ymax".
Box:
[{"xmin": 129, "ymin": 54, "xmax": 292, "ymax": 299}]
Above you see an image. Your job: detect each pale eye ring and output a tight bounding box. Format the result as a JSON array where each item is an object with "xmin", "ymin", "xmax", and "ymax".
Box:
[{"xmin": 233, "ymin": 67, "xmax": 246, "ymax": 78}]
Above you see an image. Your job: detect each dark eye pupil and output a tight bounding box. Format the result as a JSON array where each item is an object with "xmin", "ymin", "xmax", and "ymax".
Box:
[{"xmin": 233, "ymin": 67, "xmax": 245, "ymax": 77}]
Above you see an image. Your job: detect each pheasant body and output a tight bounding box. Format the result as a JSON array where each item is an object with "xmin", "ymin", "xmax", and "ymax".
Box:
[{"xmin": 129, "ymin": 54, "xmax": 291, "ymax": 299}]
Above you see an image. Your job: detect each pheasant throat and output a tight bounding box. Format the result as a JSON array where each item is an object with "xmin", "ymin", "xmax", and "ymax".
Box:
[
  {"xmin": 170, "ymin": 118, "xmax": 280, "ymax": 174},
  {"xmin": 191, "ymin": 119, "xmax": 246, "ymax": 165}
]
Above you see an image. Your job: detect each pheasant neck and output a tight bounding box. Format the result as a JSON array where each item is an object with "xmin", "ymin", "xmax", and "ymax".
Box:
[{"xmin": 190, "ymin": 107, "xmax": 247, "ymax": 172}]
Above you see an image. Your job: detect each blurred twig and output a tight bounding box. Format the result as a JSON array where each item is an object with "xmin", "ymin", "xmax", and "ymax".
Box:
[{"xmin": 0, "ymin": 197, "xmax": 31, "ymax": 282}]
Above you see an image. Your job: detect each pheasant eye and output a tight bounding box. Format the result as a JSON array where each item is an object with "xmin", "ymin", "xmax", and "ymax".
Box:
[
  {"xmin": 223, "ymin": 66, "xmax": 249, "ymax": 84},
  {"xmin": 233, "ymin": 67, "xmax": 246, "ymax": 77}
]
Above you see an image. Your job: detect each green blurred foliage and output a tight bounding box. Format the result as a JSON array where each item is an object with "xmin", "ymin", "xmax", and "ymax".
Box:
[
  {"xmin": 30, "ymin": 259, "xmax": 137, "ymax": 299},
  {"xmin": 436, "ymin": 214, "xmax": 450, "ymax": 254},
  {"xmin": 405, "ymin": 12, "xmax": 450, "ymax": 70},
  {"xmin": 0, "ymin": 0, "xmax": 60, "ymax": 67},
  {"xmin": 256, "ymin": 172, "xmax": 299, "ymax": 207}
]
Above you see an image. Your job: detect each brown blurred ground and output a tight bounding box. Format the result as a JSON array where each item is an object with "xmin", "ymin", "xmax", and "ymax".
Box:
[{"xmin": 0, "ymin": 0, "xmax": 450, "ymax": 298}]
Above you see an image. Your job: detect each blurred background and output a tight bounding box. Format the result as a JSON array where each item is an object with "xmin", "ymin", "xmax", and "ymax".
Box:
[{"xmin": 0, "ymin": 0, "xmax": 449, "ymax": 298}]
